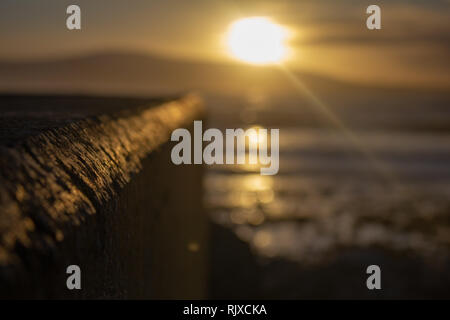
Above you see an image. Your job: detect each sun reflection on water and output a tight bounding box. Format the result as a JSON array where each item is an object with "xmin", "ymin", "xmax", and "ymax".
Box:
[{"xmin": 206, "ymin": 170, "xmax": 450, "ymax": 264}]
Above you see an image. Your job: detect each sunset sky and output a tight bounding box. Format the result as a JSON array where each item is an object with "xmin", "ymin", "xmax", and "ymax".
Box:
[{"xmin": 0, "ymin": 0, "xmax": 449, "ymax": 87}]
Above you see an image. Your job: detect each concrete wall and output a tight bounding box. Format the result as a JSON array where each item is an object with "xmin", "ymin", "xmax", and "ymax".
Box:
[{"xmin": 0, "ymin": 94, "xmax": 207, "ymax": 299}]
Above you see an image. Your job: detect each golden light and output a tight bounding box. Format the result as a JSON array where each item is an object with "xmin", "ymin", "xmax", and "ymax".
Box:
[
  {"xmin": 226, "ymin": 17, "xmax": 289, "ymax": 65},
  {"xmin": 245, "ymin": 125, "xmax": 265, "ymax": 150},
  {"xmin": 247, "ymin": 128, "xmax": 260, "ymax": 148},
  {"xmin": 243, "ymin": 174, "xmax": 273, "ymax": 192}
]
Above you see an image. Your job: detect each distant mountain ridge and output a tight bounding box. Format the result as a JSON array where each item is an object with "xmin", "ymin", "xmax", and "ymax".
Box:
[
  {"xmin": 0, "ymin": 51, "xmax": 419, "ymax": 97},
  {"xmin": 1, "ymin": 51, "xmax": 449, "ymax": 132}
]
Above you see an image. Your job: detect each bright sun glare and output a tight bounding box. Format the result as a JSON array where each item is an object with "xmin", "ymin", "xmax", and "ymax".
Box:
[{"xmin": 226, "ymin": 17, "xmax": 289, "ymax": 65}]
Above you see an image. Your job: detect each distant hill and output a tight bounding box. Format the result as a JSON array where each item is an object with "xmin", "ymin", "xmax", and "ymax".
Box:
[
  {"xmin": 0, "ymin": 51, "xmax": 449, "ymax": 131},
  {"xmin": 0, "ymin": 51, "xmax": 394, "ymax": 97}
]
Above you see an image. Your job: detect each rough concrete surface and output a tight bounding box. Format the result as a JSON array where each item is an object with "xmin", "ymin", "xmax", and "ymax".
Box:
[{"xmin": 0, "ymin": 94, "xmax": 206, "ymax": 298}]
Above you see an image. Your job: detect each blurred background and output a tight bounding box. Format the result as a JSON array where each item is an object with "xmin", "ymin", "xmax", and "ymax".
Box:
[{"xmin": 1, "ymin": 0, "xmax": 450, "ymax": 298}]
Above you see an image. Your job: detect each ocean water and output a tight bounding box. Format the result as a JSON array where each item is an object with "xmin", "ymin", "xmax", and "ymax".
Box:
[{"xmin": 206, "ymin": 126, "xmax": 450, "ymax": 297}]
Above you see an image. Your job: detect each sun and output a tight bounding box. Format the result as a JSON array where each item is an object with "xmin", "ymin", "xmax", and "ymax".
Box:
[{"xmin": 226, "ymin": 17, "xmax": 289, "ymax": 65}]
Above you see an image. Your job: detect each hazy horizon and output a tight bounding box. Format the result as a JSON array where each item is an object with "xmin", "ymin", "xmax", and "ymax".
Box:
[{"xmin": 1, "ymin": 0, "xmax": 449, "ymax": 89}]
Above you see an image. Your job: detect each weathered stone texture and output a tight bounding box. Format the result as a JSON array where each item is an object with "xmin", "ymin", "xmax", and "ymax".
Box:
[{"xmin": 0, "ymin": 94, "xmax": 206, "ymax": 298}]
